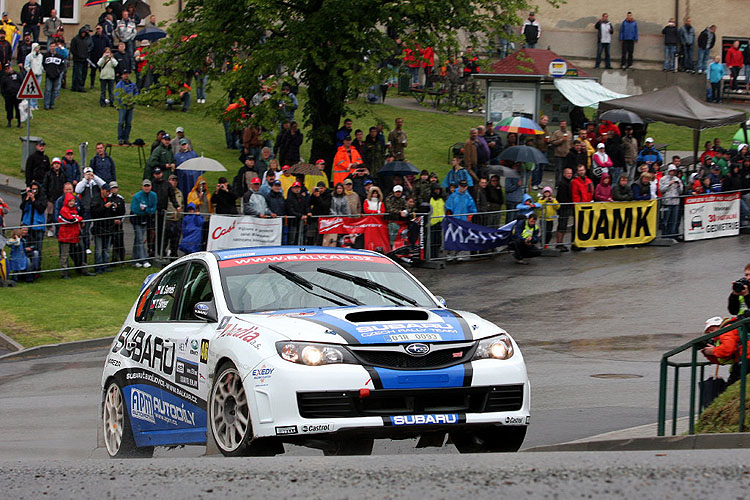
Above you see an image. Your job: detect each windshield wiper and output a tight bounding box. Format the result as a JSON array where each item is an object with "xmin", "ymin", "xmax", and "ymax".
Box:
[
  {"xmin": 268, "ymin": 265, "xmax": 363, "ymax": 307},
  {"xmin": 316, "ymin": 267, "xmax": 418, "ymax": 306}
]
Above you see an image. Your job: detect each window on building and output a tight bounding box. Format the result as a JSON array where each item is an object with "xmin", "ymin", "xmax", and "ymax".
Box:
[{"xmin": 41, "ymin": 0, "xmax": 78, "ymax": 24}]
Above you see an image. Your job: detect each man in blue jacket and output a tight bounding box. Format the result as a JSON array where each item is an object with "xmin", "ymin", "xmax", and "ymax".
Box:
[
  {"xmin": 115, "ymin": 69, "xmax": 137, "ymax": 145},
  {"xmin": 619, "ymin": 11, "xmax": 638, "ymax": 69},
  {"xmin": 445, "ymin": 180, "xmax": 477, "ymax": 221},
  {"xmin": 89, "ymin": 142, "xmax": 116, "ymax": 184},
  {"xmin": 636, "ymin": 137, "xmax": 663, "ymax": 170},
  {"xmin": 130, "ymin": 178, "xmax": 157, "ymax": 268}
]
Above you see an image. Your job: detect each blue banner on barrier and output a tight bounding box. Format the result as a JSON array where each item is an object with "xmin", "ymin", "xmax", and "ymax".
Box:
[{"xmin": 442, "ymin": 216, "xmax": 516, "ymax": 251}]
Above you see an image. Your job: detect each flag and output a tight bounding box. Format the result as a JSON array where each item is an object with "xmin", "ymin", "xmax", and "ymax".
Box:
[{"xmin": 442, "ymin": 216, "xmax": 516, "ymax": 251}]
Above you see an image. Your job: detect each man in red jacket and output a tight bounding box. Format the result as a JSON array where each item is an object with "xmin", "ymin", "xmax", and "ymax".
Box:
[
  {"xmin": 571, "ymin": 164, "xmax": 594, "ymax": 202},
  {"xmin": 726, "ymin": 40, "xmax": 744, "ymax": 91},
  {"xmin": 58, "ymin": 191, "xmax": 83, "ymax": 279}
]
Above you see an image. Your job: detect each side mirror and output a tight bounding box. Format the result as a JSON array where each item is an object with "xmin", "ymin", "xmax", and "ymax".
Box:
[
  {"xmin": 435, "ymin": 296, "xmax": 447, "ymax": 307},
  {"xmin": 194, "ymin": 301, "xmax": 218, "ymax": 322}
]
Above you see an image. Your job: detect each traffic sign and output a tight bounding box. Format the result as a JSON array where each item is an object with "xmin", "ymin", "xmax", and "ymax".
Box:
[{"xmin": 17, "ymin": 71, "xmax": 43, "ymax": 100}]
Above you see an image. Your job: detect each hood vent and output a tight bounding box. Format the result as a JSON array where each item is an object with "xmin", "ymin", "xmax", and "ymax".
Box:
[{"xmin": 345, "ymin": 309, "xmax": 429, "ymax": 323}]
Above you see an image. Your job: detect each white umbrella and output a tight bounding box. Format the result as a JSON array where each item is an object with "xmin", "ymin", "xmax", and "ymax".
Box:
[{"xmin": 176, "ymin": 156, "xmax": 227, "ymax": 172}]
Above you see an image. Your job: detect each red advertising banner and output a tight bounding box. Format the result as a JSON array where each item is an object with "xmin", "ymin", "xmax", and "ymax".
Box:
[{"xmin": 318, "ymin": 216, "xmax": 391, "ymax": 252}]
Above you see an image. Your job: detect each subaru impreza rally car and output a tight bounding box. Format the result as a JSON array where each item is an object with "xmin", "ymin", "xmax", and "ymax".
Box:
[{"xmin": 101, "ymin": 247, "xmax": 530, "ymax": 457}]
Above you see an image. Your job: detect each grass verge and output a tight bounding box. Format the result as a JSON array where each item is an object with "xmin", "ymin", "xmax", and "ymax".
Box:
[{"xmin": 695, "ymin": 375, "xmax": 750, "ymax": 433}]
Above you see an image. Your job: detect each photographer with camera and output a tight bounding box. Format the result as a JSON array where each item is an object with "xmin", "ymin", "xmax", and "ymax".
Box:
[
  {"xmin": 728, "ymin": 263, "xmax": 750, "ymax": 316},
  {"xmin": 701, "ymin": 316, "xmax": 750, "ymax": 386},
  {"xmin": 20, "ymin": 181, "xmax": 46, "ymax": 274},
  {"xmin": 211, "ymin": 176, "xmax": 238, "ymax": 215}
]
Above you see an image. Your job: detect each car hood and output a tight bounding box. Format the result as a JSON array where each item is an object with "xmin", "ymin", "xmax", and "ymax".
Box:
[{"xmin": 230, "ymin": 306, "xmax": 502, "ymax": 345}]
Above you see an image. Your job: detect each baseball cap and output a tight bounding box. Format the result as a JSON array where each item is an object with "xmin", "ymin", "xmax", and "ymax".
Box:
[
  {"xmin": 176, "ymin": 127, "xmax": 184, "ymax": 133},
  {"xmin": 142, "ymin": 179, "xmax": 152, "ymax": 186},
  {"xmin": 282, "ymin": 165, "xmax": 290, "ymax": 171},
  {"xmin": 645, "ymin": 137, "xmax": 654, "ymax": 143},
  {"xmin": 162, "ymin": 133, "xmax": 171, "ymax": 140},
  {"xmin": 667, "ymin": 164, "xmax": 677, "ymax": 172},
  {"xmin": 364, "ymin": 179, "xmax": 373, "ymax": 185},
  {"xmin": 108, "ymin": 181, "xmax": 118, "ymax": 189},
  {"xmin": 272, "ymin": 180, "xmax": 281, "ymax": 186},
  {"xmin": 2, "ymin": 12, "xmax": 8, "ymax": 16},
  {"xmin": 315, "ymin": 159, "xmax": 325, "ymax": 164},
  {"xmin": 65, "ymin": 148, "xmax": 74, "ymax": 154},
  {"xmin": 458, "ymin": 180, "xmax": 468, "ymax": 186},
  {"xmin": 316, "ymin": 181, "xmax": 326, "ymax": 187},
  {"xmin": 704, "ymin": 316, "xmax": 724, "ymax": 332},
  {"xmin": 179, "ymin": 138, "xmax": 188, "ymax": 145},
  {"xmin": 393, "ymin": 185, "xmax": 404, "ymax": 192},
  {"xmin": 153, "ymin": 167, "xmax": 162, "ymax": 174},
  {"xmin": 38, "ymin": 140, "xmax": 45, "ymax": 146},
  {"xmin": 51, "ymin": 157, "xmax": 61, "ymax": 164},
  {"xmin": 251, "ymin": 177, "xmax": 261, "ymax": 184},
  {"xmin": 343, "ymin": 179, "xmax": 353, "ymax": 185},
  {"xmin": 343, "ymin": 135, "xmax": 352, "ymax": 141},
  {"xmin": 596, "ymin": 143, "xmax": 605, "ymax": 149},
  {"xmin": 83, "ymin": 166, "xmax": 93, "ymax": 174},
  {"xmin": 292, "ymin": 181, "xmax": 302, "ymax": 188}
]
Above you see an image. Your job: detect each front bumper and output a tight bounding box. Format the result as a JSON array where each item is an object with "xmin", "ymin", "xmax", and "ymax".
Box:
[{"xmin": 244, "ymin": 356, "xmax": 530, "ymax": 439}]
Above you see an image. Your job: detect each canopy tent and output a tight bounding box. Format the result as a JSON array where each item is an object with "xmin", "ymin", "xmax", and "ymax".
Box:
[
  {"xmin": 598, "ymin": 86, "xmax": 746, "ymax": 166},
  {"xmin": 553, "ymin": 79, "xmax": 628, "ymax": 109}
]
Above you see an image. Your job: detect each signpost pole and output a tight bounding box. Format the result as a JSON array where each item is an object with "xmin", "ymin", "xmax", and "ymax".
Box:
[{"xmin": 17, "ymin": 71, "xmax": 43, "ymax": 173}]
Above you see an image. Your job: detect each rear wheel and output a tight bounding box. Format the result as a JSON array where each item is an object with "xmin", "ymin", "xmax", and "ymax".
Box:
[
  {"xmin": 323, "ymin": 439, "xmax": 374, "ymax": 456},
  {"xmin": 451, "ymin": 426, "xmax": 526, "ymax": 453},
  {"xmin": 102, "ymin": 381, "xmax": 154, "ymax": 458}
]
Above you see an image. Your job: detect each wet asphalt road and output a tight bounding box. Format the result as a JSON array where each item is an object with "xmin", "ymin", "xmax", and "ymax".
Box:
[{"xmin": 1, "ymin": 234, "xmax": 748, "ymax": 496}]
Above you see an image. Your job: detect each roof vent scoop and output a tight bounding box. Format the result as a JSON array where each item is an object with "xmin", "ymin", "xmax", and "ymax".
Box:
[{"xmin": 345, "ymin": 310, "xmax": 429, "ymax": 323}]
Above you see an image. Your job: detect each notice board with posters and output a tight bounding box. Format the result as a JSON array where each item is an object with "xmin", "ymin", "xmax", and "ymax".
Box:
[
  {"xmin": 683, "ymin": 193, "xmax": 740, "ymax": 241},
  {"xmin": 487, "ymin": 83, "xmax": 537, "ymax": 122},
  {"xmin": 573, "ymin": 200, "xmax": 658, "ymax": 248}
]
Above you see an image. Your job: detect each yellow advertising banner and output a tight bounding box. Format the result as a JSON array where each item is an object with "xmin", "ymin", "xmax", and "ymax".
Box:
[{"xmin": 573, "ymin": 200, "xmax": 658, "ymax": 248}]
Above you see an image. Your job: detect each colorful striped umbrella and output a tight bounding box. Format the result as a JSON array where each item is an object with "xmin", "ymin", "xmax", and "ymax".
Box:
[
  {"xmin": 84, "ymin": 0, "xmax": 117, "ymax": 6},
  {"xmin": 495, "ymin": 116, "xmax": 545, "ymax": 135}
]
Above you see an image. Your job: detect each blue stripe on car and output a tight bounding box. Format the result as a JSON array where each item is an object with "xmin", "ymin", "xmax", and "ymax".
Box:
[{"xmin": 373, "ymin": 364, "xmax": 466, "ymax": 389}]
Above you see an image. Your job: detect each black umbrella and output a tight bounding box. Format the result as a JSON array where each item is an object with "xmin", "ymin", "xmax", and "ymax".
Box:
[
  {"xmin": 599, "ymin": 108, "xmax": 644, "ymax": 124},
  {"xmin": 135, "ymin": 27, "xmax": 166, "ymax": 42},
  {"xmin": 498, "ymin": 145, "xmax": 549, "ymax": 165},
  {"xmin": 378, "ymin": 160, "xmax": 420, "ymax": 176}
]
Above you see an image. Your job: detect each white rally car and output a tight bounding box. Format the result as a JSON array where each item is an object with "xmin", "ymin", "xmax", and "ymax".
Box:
[{"xmin": 101, "ymin": 247, "xmax": 530, "ymax": 457}]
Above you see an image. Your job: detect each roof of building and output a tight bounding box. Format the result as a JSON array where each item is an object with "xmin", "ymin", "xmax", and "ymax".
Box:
[{"xmin": 484, "ymin": 48, "xmax": 589, "ymax": 78}]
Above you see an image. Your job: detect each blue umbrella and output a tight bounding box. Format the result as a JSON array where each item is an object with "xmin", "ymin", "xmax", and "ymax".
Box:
[
  {"xmin": 135, "ymin": 27, "xmax": 166, "ymax": 42},
  {"xmin": 499, "ymin": 145, "xmax": 549, "ymax": 164},
  {"xmin": 378, "ymin": 161, "xmax": 420, "ymax": 176}
]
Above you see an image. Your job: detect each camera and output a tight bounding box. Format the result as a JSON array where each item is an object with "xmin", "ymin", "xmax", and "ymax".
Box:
[{"xmin": 733, "ymin": 277, "xmax": 750, "ymax": 294}]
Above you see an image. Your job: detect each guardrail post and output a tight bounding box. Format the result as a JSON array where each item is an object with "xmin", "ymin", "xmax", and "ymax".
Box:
[
  {"xmin": 740, "ymin": 325, "xmax": 748, "ymax": 432},
  {"xmin": 672, "ymin": 366, "xmax": 679, "ymax": 436},
  {"xmin": 658, "ymin": 356, "xmax": 668, "ymax": 436},
  {"xmin": 689, "ymin": 346, "xmax": 698, "ymax": 434}
]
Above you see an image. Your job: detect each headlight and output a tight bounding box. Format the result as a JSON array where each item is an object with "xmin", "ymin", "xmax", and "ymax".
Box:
[
  {"xmin": 473, "ymin": 334, "xmax": 514, "ymax": 360},
  {"xmin": 276, "ymin": 342, "xmax": 356, "ymax": 366}
]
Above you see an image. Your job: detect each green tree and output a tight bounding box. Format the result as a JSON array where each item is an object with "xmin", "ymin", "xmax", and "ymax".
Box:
[{"xmin": 148, "ymin": 0, "xmax": 544, "ymax": 173}]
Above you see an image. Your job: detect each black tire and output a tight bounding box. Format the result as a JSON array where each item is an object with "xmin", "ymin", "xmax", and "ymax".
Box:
[
  {"xmin": 451, "ymin": 426, "xmax": 526, "ymax": 453},
  {"xmin": 323, "ymin": 439, "xmax": 375, "ymax": 456},
  {"xmin": 102, "ymin": 381, "xmax": 155, "ymax": 458},
  {"xmin": 209, "ymin": 361, "xmax": 281, "ymax": 457}
]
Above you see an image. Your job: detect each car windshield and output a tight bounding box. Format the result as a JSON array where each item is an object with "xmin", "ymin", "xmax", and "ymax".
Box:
[{"xmin": 218, "ymin": 253, "xmax": 436, "ymax": 313}]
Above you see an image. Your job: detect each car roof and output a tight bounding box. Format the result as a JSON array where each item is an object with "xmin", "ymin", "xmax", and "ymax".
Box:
[{"xmin": 211, "ymin": 246, "xmax": 381, "ymax": 261}]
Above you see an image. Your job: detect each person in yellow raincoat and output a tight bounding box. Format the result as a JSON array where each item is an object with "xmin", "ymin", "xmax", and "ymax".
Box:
[
  {"xmin": 537, "ymin": 186, "xmax": 559, "ymax": 247},
  {"xmin": 187, "ymin": 176, "xmax": 213, "ymax": 213}
]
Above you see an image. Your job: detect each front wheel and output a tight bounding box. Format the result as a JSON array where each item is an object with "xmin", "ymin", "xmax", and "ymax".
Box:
[
  {"xmin": 102, "ymin": 381, "xmax": 154, "ymax": 458},
  {"xmin": 451, "ymin": 426, "xmax": 526, "ymax": 453}
]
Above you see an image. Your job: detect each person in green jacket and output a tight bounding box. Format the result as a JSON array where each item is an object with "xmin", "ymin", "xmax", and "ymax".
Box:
[{"xmin": 145, "ymin": 133, "xmax": 176, "ymax": 179}]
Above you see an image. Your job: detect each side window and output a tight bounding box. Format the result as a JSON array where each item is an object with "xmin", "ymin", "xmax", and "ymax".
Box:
[
  {"xmin": 178, "ymin": 262, "xmax": 214, "ymax": 321},
  {"xmin": 144, "ymin": 265, "xmax": 186, "ymax": 322}
]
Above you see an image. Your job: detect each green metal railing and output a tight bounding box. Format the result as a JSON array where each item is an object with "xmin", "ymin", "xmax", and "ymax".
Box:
[{"xmin": 657, "ymin": 318, "xmax": 749, "ymax": 436}]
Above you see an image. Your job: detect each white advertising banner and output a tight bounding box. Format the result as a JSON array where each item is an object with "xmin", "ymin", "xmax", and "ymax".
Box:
[
  {"xmin": 683, "ymin": 192, "xmax": 741, "ymax": 241},
  {"xmin": 206, "ymin": 215, "xmax": 283, "ymax": 250}
]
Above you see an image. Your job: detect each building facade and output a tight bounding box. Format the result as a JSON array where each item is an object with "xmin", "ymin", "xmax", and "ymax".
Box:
[{"xmin": 525, "ymin": 0, "xmax": 742, "ymax": 68}]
